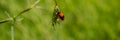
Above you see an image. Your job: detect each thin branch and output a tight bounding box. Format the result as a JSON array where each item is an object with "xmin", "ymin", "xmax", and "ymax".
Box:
[
  {"xmin": 0, "ymin": 19, "xmax": 10, "ymax": 24},
  {"xmin": 52, "ymin": 0, "xmax": 59, "ymax": 29},
  {"xmin": 54, "ymin": 0, "xmax": 58, "ymax": 6},
  {"xmin": 14, "ymin": 8, "xmax": 32, "ymax": 18},
  {"xmin": 14, "ymin": 0, "xmax": 40, "ymax": 18},
  {"xmin": 30, "ymin": 0, "xmax": 40, "ymax": 8},
  {"xmin": 11, "ymin": 25, "xmax": 14, "ymax": 40},
  {"xmin": 0, "ymin": 0, "xmax": 40, "ymax": 24},
  {"xmin": 0, "ymin": 18, "xmax": 13, "ymax": 24}
]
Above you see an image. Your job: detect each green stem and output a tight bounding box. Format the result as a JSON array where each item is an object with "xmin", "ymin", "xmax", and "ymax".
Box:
[
  {"xmin": 54, "ymin": 0, "xmax": 58, "ymax": 6},
  {"xmin": 0, "ymin": 0, "xmax": 40, "ymax": 24}
]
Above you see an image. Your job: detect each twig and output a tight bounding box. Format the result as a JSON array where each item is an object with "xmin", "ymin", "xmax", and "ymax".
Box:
[
  {"xmin": 0, "ymin": 0, "xmax": 40, "ymax": 24},
  {"xmin": 0, "ymin": 18, "xmax": 13, "ymax": 24},
  {"xmin": 14, "ymin": 0, "xmax": 40, "ymax": 18},
  {"xmin": 52, "ymin": 0, "xmax": 59, "ymax": 30},
  {"xmin": 54, "ymin": 0, "xmax": 58, "ymax": 6},
  {"xmin": 30, "ymin": 0, "xmax": 40, "ymax": 8},
  {"xmin": 11, "ymin": 25, "xmax": 14, "ymax": 40},
  {"xmin": 13, "ymin": 8, "xmax": 32, "ymax": 18}
]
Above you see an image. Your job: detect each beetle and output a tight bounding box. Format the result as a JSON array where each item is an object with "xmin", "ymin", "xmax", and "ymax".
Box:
[
  {"xmin": 52, "ymin": 6, "xmax": 64, "ymax": 26},
  {"xmin": 58, "ymin": 12, "xmax": 64, "ymax": 20}
]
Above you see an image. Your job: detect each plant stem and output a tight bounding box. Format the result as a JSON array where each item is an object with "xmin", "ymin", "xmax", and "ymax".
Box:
[
  {"xmin": 14, "ymin": 0, "xmax": 40, "ymax": 18},
  {"xmin": 0, "ymin": 18, "xmax": 12, "ymax": 24},
  {"xmin": 54, "ymin": 0, "xmax": 58, "ymax": 6},
  {"xmin": 0, "ymin": 0, "xmax": 40, "ymax": 24},
  {"xmin": 11, "ymin": 25, "xmax": 14, "ymax": 40}
]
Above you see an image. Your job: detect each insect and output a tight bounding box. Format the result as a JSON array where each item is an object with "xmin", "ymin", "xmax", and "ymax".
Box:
[
  {"xmin": 52, "ymin": 6, "xmax": 64, "ymax": 27},
  {"xmin": 58, "ymin": 12, "xmax": 64, "ymax": 20}
]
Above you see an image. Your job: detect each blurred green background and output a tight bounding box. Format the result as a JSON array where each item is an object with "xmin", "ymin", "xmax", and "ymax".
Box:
[{"xmin": 0, "ymin": 0, "xmax": 120, "ymax": 40}]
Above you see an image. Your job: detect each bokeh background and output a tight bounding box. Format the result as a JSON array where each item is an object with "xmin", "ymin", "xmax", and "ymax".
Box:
[{"xmin": 0, "ymin": 0, "xmax": 120, "ymax": 40}]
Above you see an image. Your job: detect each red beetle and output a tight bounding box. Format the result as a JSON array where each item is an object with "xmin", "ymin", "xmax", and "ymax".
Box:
[
  {"xmin": 52, "ymin": 6, "xmax": 64, "ymax": 26},
  {"xmin": 58, "ymin": 12, "xmax": 64, "ymax": 20}
]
